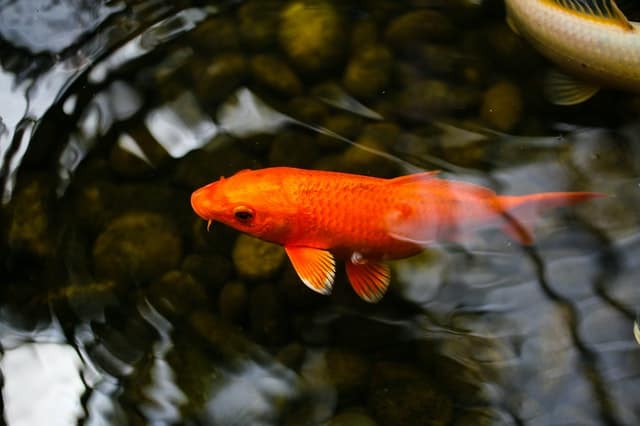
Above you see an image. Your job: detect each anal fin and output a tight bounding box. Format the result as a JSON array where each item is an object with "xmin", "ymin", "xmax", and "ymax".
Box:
[
  {"xmin": 345, "ymin": 258, "xmax": 391, "ymax": 303},
  {"xmin": 285, "ymin": 246, "xmax": 336, "ymax": 295}
]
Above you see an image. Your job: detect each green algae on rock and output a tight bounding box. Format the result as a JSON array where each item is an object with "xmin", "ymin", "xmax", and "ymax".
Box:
[
  {"xmin": 279, "ymin": 1, "xmax": 346, "ymax": 74},
  {"xmin": 315, "ymin": 113, "xmax": 365, "ymax": 150},
  {"xmin": 148, "ymin": 270, "xmax": 209, "ymax": 317},
  {"xmin": 480, "ymin": 80, "xmax": 523, "ymax": 132},
  {"xmin": 238, "ymin": 1, "xmax": 282, "ymax": 49},
  {"xmin": 343, "ymin": 45, "xmax": 393, "ymax": 99},
  {"xmin": 192, "ymin": 53, "xmax": 248, "ymax": 106},
  {"xmin": 250, "ymin": 54, "xmax": 303, "ymax": 97},
  {"xmin": 394, "ymin": 79, "xmax": 481, "ymax": 120},
  {"xmin": 232, "ymin": 234, "xmax": 286, "ymax": 280},
  {"xmin": 93, "ymin": 212, "xmax": 182, "ymax": 283},
  {"xmin": 7, "ymin": 176, "xmax": 55, "ymax": 258},
  {"xmin": 188, "ymin": 17, "xmax": 241, "ymax": 53},
  {"xmin": 385, "ymin": 10, "xmax": 454, "ymax": 48}
]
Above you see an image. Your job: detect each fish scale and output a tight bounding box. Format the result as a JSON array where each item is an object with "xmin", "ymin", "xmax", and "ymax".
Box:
[{"xmin": 285, "ymin": 171, "xmax": 402, "ymax": 256}]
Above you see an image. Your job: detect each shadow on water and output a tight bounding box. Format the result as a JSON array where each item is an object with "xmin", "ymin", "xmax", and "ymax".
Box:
[{"xmin": 1, "ymin": 0, "xmax": 640, "ymax": 425}]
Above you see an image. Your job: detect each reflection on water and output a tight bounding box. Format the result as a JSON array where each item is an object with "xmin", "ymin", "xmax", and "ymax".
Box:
[
  {"xmin": 1, "ymin": 0, "xmax": 640, "ymax": 425},
  {"xmin": 2, "ymin": 342, "xmax": 85, "ymax": 425}
]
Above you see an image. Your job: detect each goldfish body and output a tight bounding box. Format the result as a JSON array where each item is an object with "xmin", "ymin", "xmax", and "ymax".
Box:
[
  {"xmin": 505, "ymin": 0, "xmax": 640, "ymax": 104},
  {"xmin": 191, "ymin": 167, "xmax": 602, "ymax": 302}
]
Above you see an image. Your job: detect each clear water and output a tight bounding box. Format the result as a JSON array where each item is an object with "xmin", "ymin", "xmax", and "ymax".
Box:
[{"xmin": 1, "ymin": 0, "xmax": 639, "ymax": 425}]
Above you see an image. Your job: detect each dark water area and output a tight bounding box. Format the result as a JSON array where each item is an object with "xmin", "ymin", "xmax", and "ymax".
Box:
[{"xmin": 1, "ymin": 0, "xmax": 640, "ymax": 424}]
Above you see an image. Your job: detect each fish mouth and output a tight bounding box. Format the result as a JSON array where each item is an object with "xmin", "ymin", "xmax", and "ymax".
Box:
[{"xmin": 190, "ymin": 185, "xmax": 215, "ymax": 220}]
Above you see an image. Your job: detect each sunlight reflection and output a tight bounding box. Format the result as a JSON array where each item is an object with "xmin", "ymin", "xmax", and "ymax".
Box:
[
  {"xmin": 217, "ymin": 88, "xmax": 291, "ymax": 138},
  {"xmin": 204, "ymin": 361, "xmax": 298, "ymax": 426},
  {"xmin": 145, "ymin": 91, "xmax": 218, "ymax": 157},
  {"xmin": 2, "ymin": 343, "xmax": 85, "ymax": 426}
]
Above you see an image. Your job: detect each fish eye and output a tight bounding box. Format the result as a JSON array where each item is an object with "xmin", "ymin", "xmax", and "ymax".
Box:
[{"xmin": 233, "ymin": 206, "xmax": 254, "ymax": 222}]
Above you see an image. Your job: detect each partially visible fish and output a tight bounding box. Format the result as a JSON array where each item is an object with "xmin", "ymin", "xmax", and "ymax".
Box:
[
  {"xmin": 505, "ymin": 0, "xmax": 640, "ymax": 105},
  {"xmin": 191, "ymin": 167, "xmax": 603, "ymax": 302},
  {"xmin": 634, "ymin": 313, "xmax": 640, "ymax": 345}
]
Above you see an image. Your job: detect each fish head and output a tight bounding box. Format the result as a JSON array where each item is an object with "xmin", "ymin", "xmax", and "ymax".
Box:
[{"xmin": 190, "ymin": 169, "xmax": 296, "ymax": 243}]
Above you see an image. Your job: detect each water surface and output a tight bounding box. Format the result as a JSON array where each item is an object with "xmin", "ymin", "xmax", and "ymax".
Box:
[{"xmin": 1, "ymin": 0, "xmax": 639, "ymax": 425}]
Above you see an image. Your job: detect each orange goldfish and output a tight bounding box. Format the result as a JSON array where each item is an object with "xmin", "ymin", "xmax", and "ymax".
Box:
[{"xmin": 191, "ymin": 167, "xmax": 602, "ymax": 302}]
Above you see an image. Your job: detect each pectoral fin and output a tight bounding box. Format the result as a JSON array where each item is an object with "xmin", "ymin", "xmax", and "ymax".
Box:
[
  {"xmin": 545, "ymin": 70, "xmax": 600, "ymax": 105},
  {"xmin": 345, "ymin": 259, "xmax": 391, "ymax": 303},
  {"xmin": 285, "ymin": 246, "xmax": 336, "ymax": 295}
]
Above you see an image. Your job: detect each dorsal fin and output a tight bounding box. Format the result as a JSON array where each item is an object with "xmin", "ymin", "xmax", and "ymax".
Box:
[
  {"xmin": 550, "ymin": 0, "xmax": 632, "ymax": 29},
  {"xmin": 387, "ymin": 171, "xmax": 439, "ymax": 185}
]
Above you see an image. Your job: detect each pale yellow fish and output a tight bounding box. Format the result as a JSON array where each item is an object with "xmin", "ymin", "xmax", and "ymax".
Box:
[
  {"xmin": 505, "ymin": 0, "xmax": 640, "ymax": 104},
  {"xmin": 635, "ymin": 315, "xmax": 640, "ymax": 345}
]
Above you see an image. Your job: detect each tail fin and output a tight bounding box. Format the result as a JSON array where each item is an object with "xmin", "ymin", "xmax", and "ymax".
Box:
[{"xmin": 497, "ymin": 192, "xmax": 606, "ymax": 245}]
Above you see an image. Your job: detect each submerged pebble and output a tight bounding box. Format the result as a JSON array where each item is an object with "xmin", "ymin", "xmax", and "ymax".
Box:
[
  {"xmin": 93, "ymin": 212, "xmax": 182, "ymax": 283},
  {"xmin": 315, "ymin": 113, "xmax": 364, "ymax": 150},
  {"xmin": 250, "ymin": 54, "xmax": 303, "ymax": 97},
  {"xmin": 7, "ymin": 176, "xmax": 54, "ymax": 258},
  {"xmin": 286, "ymin": 96, "xmax": 329, "ymax": 124},
  {"xmin": 350, "ymin": 19, "xmax": 379, "ymax": 49},
  {"xmin": 232, "ymin": 234, "xmax": 286, "ymax": 280},
  {"xmin": 481, "ymin": 80, "xmax": 523, "ymax": 132},
  {"xmin": 192, "ymin": 53, "xmax": 248, "ymax": 106},
  {"xmin": 74, "ymin": 181, "xmax": 189, "ymax": 233},
  {"xmin": 395, "ymin": 79, "xmax": 481, "ymax": 120},
  {"xmin": 238, "ymin": 1, "xmax": 282, "ymax": 48},
  {"xmin": 279, "ymin": 0, "xmax": 346, "ymax": 73},
  {"xmin": 343, "ymin": 45, "xmax": 393, "ymax": 99},
  {"xmin": 337, "ymin": 122, "xmax": 401, "ymax": 177},
  {"xmin": 148, "ymin": 270, "xmax": 208, "ymax": 316},
  {"xmin": 218, "ymin": 280, "xmax": 249, "ymax": 323},
  {"xmin": 189, "ymin": 17, "xmax": 241, "ymax": 52},
  {"xmin": 385, "ymin": 10, "xmax": 454, "ymax": 48}
]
